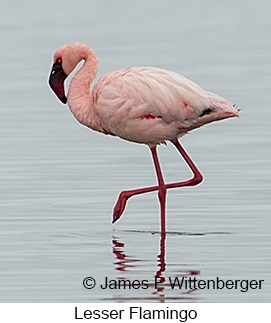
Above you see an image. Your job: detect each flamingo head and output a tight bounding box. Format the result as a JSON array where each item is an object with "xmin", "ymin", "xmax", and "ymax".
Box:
[{"xmin": 49, "ymin": 42, "xmax": 94, "ymax": 104}]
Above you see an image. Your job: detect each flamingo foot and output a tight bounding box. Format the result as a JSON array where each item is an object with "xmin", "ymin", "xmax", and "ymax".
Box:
[
  {"xmin": 112, "ymin": 185, "xmax": 158, "ymax": 223},
  {"xmin": 112, "ymin": 191, "xmax": 129, "ymax": 223}
]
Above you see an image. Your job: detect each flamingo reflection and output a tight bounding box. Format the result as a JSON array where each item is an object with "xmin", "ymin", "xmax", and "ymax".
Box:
[
  {"xmin": 111, "ymin": 233, "xmax": 200, "ymax": 302},
  {"xmin": 112, "ymin": 239, "xmax": 141, "ymax": 272}
]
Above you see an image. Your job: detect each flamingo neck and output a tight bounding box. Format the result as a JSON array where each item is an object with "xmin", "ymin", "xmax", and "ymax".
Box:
[{"xmin": 67, "ymin": 49, "xmax": 99, "ymax": 129}]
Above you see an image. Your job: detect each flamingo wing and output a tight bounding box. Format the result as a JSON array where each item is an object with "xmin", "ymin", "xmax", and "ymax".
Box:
[
  {"xmin": 94, "ymin": 67, "xmax": 208, "ymax": 118},
  {"xmin": 91, "ymin": 67, "xmax": 235, "ymax": 145}
]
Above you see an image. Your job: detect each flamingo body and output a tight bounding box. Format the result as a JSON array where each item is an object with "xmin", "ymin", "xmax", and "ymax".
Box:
[
  {"xmin": 90, "ymin": 66, "xmax": 237, "ymax": 147},
  {"xmin": 49, "ymin": 42, "xmax": 239, "ymax": 232}
]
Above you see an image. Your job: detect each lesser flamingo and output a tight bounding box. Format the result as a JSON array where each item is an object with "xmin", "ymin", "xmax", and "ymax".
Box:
[{"xmin": 49, "ymin": 42, "xmax": 239, "ymax": 233}]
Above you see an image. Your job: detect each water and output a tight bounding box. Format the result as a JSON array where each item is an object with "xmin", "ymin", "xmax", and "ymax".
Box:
[{"xmin": 0, "ymin": 0, "xmax": 271, "ymax": 302}]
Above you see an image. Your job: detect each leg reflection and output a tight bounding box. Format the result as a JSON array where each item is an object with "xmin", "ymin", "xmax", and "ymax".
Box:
[
  {"xmin": 111, "ymin": 234, "xmax": 200, "ymax": 302},
  {"xmin": 112, "ymin": 239, "xmax": 141, "ymax": 272},
  {"xmin": 153, "ymin": 233, "xmax": 166, "ymax": 295}
]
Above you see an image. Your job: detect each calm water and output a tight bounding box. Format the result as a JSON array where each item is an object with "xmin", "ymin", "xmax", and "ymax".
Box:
[{"xmin": 1, "ymin": 0, "xmax": 271, "ymax": 302}]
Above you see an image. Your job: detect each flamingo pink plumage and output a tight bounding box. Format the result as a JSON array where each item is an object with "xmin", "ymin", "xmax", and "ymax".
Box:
[{"xmin": 49, "ymin": 42, "xmax": 239, "ymax": 233}]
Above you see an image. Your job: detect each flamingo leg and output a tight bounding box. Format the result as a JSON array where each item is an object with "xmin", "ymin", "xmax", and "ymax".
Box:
[
  {"xmin": 112, "ymin": 140, "xmax": 203, "ymax": 227},
  {"xmin": 150, "ymin": 147, "xmax": 167, "ymax": 234},
  {"xmin": 168, "ymin": 139, "xmax": 203, "ymax": 189}
]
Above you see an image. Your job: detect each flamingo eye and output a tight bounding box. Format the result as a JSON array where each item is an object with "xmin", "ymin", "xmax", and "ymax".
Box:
[{"xmin": 56, "ymin": 58, "xmax": 62, "ymax": 64}]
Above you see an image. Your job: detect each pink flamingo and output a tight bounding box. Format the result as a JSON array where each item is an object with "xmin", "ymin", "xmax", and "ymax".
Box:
[{"xmin": 49, "ymin": 42, "xmax": 239, "ymax": 233}]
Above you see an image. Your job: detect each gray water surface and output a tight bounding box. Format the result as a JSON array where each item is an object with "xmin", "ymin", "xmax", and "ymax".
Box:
[{"xmin": 1, "ymin": 0, "xmax": 271, "ymax": 302}]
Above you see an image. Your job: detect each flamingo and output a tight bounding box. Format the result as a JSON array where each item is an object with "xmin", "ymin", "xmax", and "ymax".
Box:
[{"xmin": 49, "ymin": 42, "xmax": 239, "ymax": 233}]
